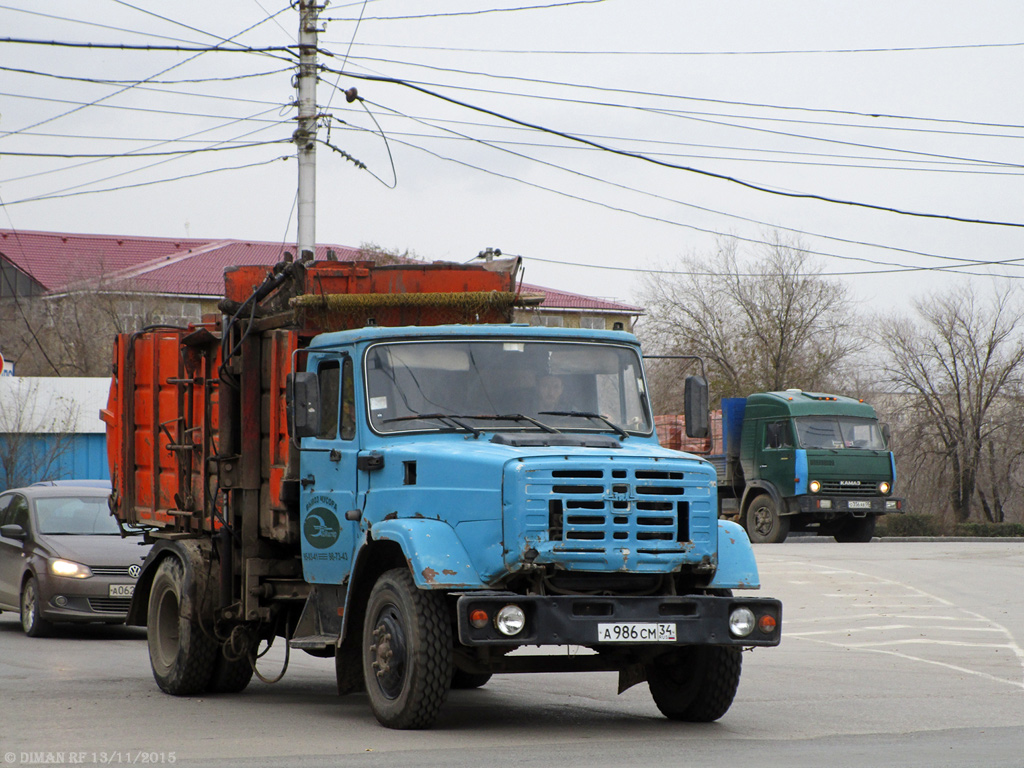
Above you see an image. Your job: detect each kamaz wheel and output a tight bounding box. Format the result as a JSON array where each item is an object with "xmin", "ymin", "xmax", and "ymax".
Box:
[
  {"xmin": 745, "ymin": 494, "xmax": 790, "ymax": 544},
  {"xmin": 647, "ymin": 645, "xmax": 742, "ymax": 722},
  {"xmin": 362, "ymin": 568, "xmax": 452, "ymax": 729},
  {"xmin": 208, "ymin": 651, "xmax": 254, "ymax": 694},
  {"xmin": 21, "ymin": 576, "xmax": 53, "ymax": 638},
  {"xmin": 834, "ymin": 514, "xmax": 877, "ymax": 543},
  {"xmin": 147, "ymin": 556, "xmax": 218, "ymax": 695}
]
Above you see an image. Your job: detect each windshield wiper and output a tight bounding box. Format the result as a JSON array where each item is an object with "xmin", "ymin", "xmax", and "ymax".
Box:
[
  {"xmin": 539, "ymin": 411, "xmax": 630, "ymax": 440},
  {"xmin": 473, "ymin": 413, "xmax": 560, "ymax": 433},
  {"xmin": 383, "ymin": 412, "xmax": 482, "ymax": 437}
]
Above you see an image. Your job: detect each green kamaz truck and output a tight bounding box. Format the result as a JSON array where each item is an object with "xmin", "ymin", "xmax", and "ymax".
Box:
[{"xmin": 660, "ymin": 389, "xmax": 904, "ymax": 543}]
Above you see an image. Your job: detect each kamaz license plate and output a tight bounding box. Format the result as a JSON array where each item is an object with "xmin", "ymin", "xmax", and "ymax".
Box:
[
  {"xmin": 848, "ymin": 500, "xmax": 872, "ymax": 509},
  {"xmin": 597, "ymin": 622, "xmax": 677, "ymax": 642},
  {"xmin": 108, "ymin": 584, "xmax": 134, "ymax": 598}
]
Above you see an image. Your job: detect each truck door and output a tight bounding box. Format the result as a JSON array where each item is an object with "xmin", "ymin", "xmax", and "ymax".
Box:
[
  {"xmin": 758, "ymin": 419, "xmax": 796, "ymax": 498},
  {"xmin": 299, "ymin": 355, "xmax": 360, "ymax": 585}
]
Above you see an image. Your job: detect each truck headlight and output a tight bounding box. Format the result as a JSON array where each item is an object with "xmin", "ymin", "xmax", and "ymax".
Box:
[
  {"xmin": 495, "ymin": 605, "xmax": 526, "ymax": 636},
  {"xmin": 878, "ymin": 482, "xmax": 891, "ymax": 494},
  {"xmin": 728, "ymin": 607, "xmax": 755, "ymax": 638},
  {"xmin": 809, "ymin": 480, "xmax": 821, "ymax": 493}
]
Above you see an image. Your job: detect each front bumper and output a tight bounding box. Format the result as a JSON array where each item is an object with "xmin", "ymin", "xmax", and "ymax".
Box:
[
  {"xmin": 455, "ymin": 592, "xmax": 781, "ymax": 647},
  {"xmin": 796, "ymin": 496, "xmax": 905, "ymax": 514}
]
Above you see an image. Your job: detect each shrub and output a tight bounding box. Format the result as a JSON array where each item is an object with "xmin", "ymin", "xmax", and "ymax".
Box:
[
  {"xmin": 877, "ymin": 513, "xmax": 947, "ymax": 537},
  {"xmin": 954, "ymin": 522, "xmax": 1024, "ymax": 538}
]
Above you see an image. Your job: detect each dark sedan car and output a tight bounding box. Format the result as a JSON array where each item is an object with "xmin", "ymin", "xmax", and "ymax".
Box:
[{"xmin": 0, "ymin": 485, "xmax": 149, "ymax": 636}]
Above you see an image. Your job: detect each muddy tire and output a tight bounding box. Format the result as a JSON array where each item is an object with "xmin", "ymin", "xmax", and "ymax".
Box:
[
  {"xmin": 147, "ymin": 556, "xmax": 218, "ymax": 696},
  {"xmin": 834, "ymin": 514, "xmax": 877, "ymax": 543},
  {"xmin": 21, "ymin": 576, "xmax": 53, "ymax": 638},
  {"xmin": 647, "ymin": 645, "xmax": 743, "ymax": 722},
  {"xmin": 208, "ymin": 651, "xmax": 254, "ymax": 694},
  {"xmin": 362, "ymin": 568, "xmax": 452, "ymax": 729},
  {"xmin": 451, "ymin": 669, "xmax": 492, "ymax": 689},
  {"xmin": 744, "ymin": 494, "xmax": 790, "ymax": 544}
]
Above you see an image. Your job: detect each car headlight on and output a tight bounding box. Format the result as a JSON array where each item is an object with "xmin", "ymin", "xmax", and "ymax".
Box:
[
  {"xmin": 809, "ymin": 480, "xmax": 821, "ymax": 493},
  {"xmin": 728, "ymin": 607, "xmax": 756, "ymax": 638},
  {"xmin": 878, "ymin": 481, "xmax": 891, "ymax": 495},
  {"xmin": 495, "ymin": 605, "xmax": 526, "ymax": 636},
  {"xmin": 50, "ymin": 559, "xmax": 92, "ymax": 579}
]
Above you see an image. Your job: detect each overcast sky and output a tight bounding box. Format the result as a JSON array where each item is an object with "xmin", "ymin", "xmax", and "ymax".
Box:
[{"xmin": 1, "ymin": 0, "xmax": 1022, "ymax": 312}]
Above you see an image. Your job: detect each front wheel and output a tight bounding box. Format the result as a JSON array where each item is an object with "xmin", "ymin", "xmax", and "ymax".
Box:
[
  {"xmin": 147, "ymin": 556, "xmax": 218, "ymax": 695},
  {"xmin": 834, "ymin": 514, "xmax": 877, "ymax": 543},
  {"xmin": 647, "ymin": 646, "xmax": 743, "ymax": 722},
  {"xmin": 744, "ymin": 494, "xmax": 790, "ymax": 543},
  {"xmin": 21, "ymin": 576, "xmax": 53, "ymax": 637},
  {"xmin": 362, "ymin": 568, "xmax": 452, "ymax": 729}
]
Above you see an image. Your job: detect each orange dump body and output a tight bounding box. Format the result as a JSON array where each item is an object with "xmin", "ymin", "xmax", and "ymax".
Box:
[{"xmin": 102, "ymin": 259, "xmax": 520, "ymax": 535}]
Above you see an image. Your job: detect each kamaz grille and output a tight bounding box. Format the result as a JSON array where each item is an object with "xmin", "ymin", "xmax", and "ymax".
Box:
[{"xmin": 819, "ymin": 481, "xmax": 879, "ymax": 497}]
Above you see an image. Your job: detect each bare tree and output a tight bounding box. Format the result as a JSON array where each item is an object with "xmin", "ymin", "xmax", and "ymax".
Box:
[
  {"xmin": 638, "ymin": 233, "xmax": 859, "ymax": 409},
  {"xmin": 0, "ymin": 378, "xmax": 81, "ymax": 489},
  {"xmin": 874, "ymin": 285, "xmax": 1024, "ymax": 523}
]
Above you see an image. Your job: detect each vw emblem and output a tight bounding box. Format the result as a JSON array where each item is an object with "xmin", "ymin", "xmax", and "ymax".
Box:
[{"xmin": 128, "ymin": 564, "xmax": 142, "ymax": 579}]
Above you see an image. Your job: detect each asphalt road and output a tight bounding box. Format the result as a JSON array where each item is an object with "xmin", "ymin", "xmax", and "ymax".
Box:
[{"xmin": 1, "ymin": 541, "xmax": 1021, "ymax": 768}]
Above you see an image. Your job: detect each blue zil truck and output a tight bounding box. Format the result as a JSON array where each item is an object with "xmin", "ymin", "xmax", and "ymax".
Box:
[{"xmin": 104, "ymin": 258, "xmax": 781, "ymax": 729}]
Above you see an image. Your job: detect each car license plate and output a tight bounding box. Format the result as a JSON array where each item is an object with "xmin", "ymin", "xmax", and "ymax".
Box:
[
  {"xmin": 109, "ymin": 584, "xmax": 134, "ymax": 598},
  {"xmin": 848, "ymin": 500, "xmax": 872, "ymax": 509},
  {"xmin": 597, "ymin": 622, "xmax": 677, "ymax": 642}
]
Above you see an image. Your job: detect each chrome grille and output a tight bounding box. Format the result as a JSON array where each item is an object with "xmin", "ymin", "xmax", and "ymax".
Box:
[{"xmin": 90, "ymin": 566, "xmax": 133, "ymax": 577}]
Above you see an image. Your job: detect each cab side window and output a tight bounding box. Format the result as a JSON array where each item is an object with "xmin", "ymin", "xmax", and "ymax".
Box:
[
  {"xmin": 765, "ymin": 420, "xmax": 793, "ymax": 449},
  {"xmin": 317, "ymin": 360, "xmax": 340, "ymax": 440},
  {"xmin": 340, "ymin": 357, "xmax": 355, "ymax": 441}
]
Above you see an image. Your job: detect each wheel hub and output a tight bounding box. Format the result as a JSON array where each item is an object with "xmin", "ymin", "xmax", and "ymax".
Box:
[{"xmin": 370, "ymin": 609, "xmax": 407, "ymax": 699}]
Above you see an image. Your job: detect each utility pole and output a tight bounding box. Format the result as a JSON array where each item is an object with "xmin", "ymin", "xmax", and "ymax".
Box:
[{"xmin": 295, "ymin": 0, "xmax": 320, "ymax": 262}]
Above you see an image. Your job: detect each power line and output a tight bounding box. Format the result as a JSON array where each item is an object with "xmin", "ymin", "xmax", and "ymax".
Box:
[
  {"xmin": 0, "ymin": 63, "xmax": 292, "ymax": 86},
  {"xmin": 0, "ymin": 36, "xmax": 296, "ymax": 54},
  {"xmin": 0, "ymin": 140, "xmax": 288, "ymax": 159},
  {"xmin": 329, "ymin": 70, "xmax": 1024, "ymax": 229},
  {"xmin": 324, "ymin": 0, "xmax": 609, "ymax": 22},
  {"xmin": 1, "ymin": 156, "xmax": 292, "ymax": 207},
  {"xmin": 353, "ymin": 99, "xmax": 1022, "ymax": 274}
]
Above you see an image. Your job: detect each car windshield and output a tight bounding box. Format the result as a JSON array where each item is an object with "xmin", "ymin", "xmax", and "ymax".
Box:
[
  {"xmin": 794, "ymin": 416, "xmax": 887, "ymax": 450},
  {"xmin": 35, "ymin": 496, "xmax": 121, "ymax": 535},
  {"xmin": 365, "ymin": 339, "xmax": 651, "ymax": 435}
]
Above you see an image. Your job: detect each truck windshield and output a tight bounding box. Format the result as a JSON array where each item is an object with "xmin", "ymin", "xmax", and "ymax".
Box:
[
  {"xmin": 365, "ymin": 340, "xmax": 651, "ymax": 435},
  {"xmin": 794, "ymin": 416, "xmax": 887, "ymax": 450}
]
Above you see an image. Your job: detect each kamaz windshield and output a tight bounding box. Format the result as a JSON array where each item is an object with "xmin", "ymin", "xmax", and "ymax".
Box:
[
  {"xmin": 794, "ymin": 416, "xmax": 887, "ymax": 450},
  {"xmin": 365, "ymin": 340, "xmax": 652, "ymax": 435}
]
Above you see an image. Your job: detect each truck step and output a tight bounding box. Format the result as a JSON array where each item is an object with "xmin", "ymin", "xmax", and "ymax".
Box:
[{"xmin": 288, "ymin": 633, "xmax": 337, "ymax": 651}]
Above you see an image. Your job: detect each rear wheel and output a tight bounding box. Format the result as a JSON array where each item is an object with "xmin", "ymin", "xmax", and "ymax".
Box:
[
  {"xmin": 21, "ymin": 576, "xmax": 53, "ymax": 638},
  {"xmin": 362, "ymin": 568, "xmax": 452, "ymax": 729},
  {"xmin": 147, "ymin": 557, "xmax": 218, "ymax": 695},
  {"xmin": 647, "ymin": 646, "xmax": 742, "ymax": 722},
  {"xmin": 744, "ymin": 494, "xmax": 790, "ymax": 543},
  {"xmin": 834, "ymin": 514, "xmax": 877, "ymax": 543}
]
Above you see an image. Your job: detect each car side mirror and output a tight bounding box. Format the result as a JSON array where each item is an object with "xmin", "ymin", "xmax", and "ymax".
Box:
[
  {"xmin": 286, "ymin": 371, "xmax": 321, "ymax": 440},
  {"xmin": 880, "ymin": 423, "xmax": 891, "ymax": 447},
  {"xmin": 683, "ymin": 375, "xmax": 709, "ymax": 438},
  {"xmin": 0, "ymin": 523, "xmax": 27, "ymax": 540}
]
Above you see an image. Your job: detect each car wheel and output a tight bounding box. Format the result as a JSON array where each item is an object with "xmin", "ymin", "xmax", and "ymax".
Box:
[
  {"xmin": 21, "ymin": 576, "xmax": 54, "ymax": 638},
  {"xmin": 147, "ymin": 556, "xmax": 218, "ymax": 695},
  {"xmin": 362, "ymin": 568, "xmax": 452, "ymax": 729}
]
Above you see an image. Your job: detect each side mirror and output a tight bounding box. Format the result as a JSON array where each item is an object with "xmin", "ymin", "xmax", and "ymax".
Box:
[
  {"xmin": 683, "ymin": 375, "xmax": 709, "ymax": 438},
  {"xmin": 880, "ymin": 423, "xmax": 891, "ymax": 447},
  {"xmin": 286, "ymin": 371, "xmax": 321, "ymax": 440},
  {"xmin": 0, "ymin": 523, "xmax": 26, "ymax": 540}
]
